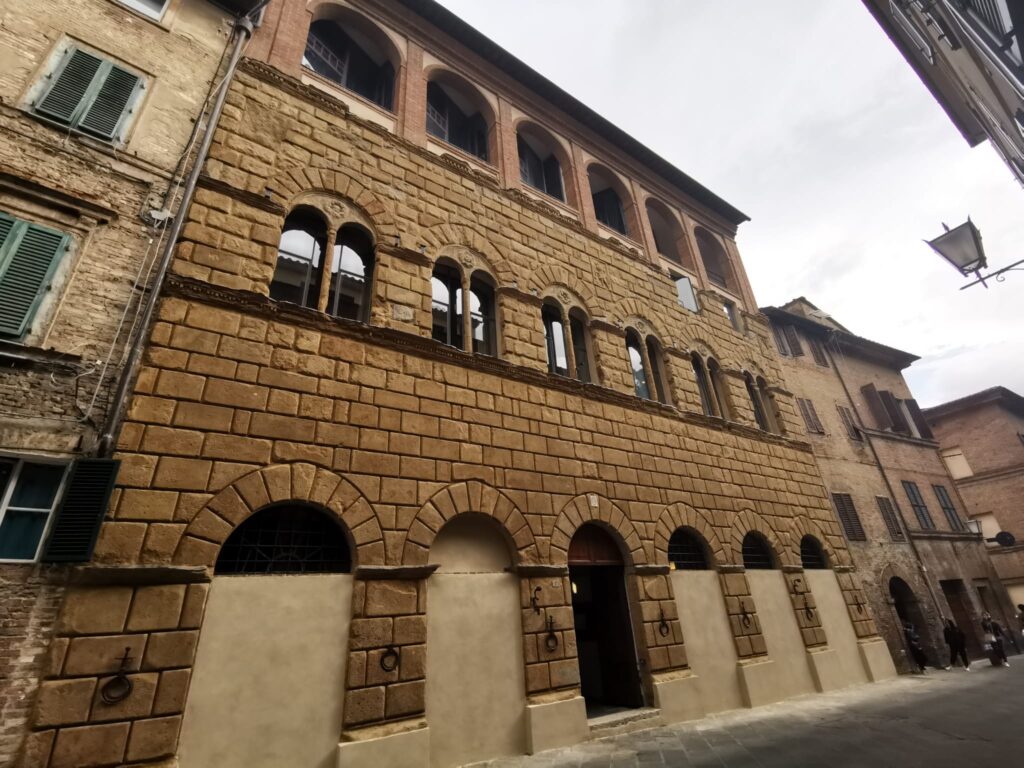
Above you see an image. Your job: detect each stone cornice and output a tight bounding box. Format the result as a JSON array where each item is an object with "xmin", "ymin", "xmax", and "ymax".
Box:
[
  {"xmin": 197, "ymin": 174, "xmax": 285, "ymax": 216},
  {"xmin": 495, "ymin": 285, "xmax": 544, "ymax": 307},
  {"xmin": 631, "ymin": 564, "xmax": 671, "ymax": 576},
  {"xmin": 70, "ymin": 565, "xmax": 211, "ymax": 585},
  {"xmin": 514, "ymin": 564, "xmax": 569, "ymax": 577},
  {"xmin": 716, "ymin": 564, "xmax": 746, "ymax": 574},
  {"xmin": 907, "ymin": 529, "xmax": 983, "ymax": 543},
  {"xmin": 377, "ymin": 242, "xmax": 432, "ymax": 267},
  {"xmin": 165, "ymin": 274, "xmax": 815, "ymax": 455},
  {"xmin": 861, "ymin": 426, "xmax": 939, "ymax": 449},
  {"xmin": 589, "ymin": 318, "xmax": 625, "ymax": 336},
  {"xmin": 354, "ymin": 564, "xmax": 439, "ymax": 580},
  {"xmin": 0, "ymin": 171, "xmax": 118, "ymax": 223}
]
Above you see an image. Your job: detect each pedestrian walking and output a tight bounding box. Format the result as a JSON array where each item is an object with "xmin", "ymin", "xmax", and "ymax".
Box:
[
  {"xmin": 981, "ymin": 612, "xmax": 1009, "ymax": 667},
  {"xmin": 903, "ymin": 620, "xmax": 929, "ymax": 673},
  {"xmin": 943, "ymin": 618, "xmax": 969, "ymax": 670}
]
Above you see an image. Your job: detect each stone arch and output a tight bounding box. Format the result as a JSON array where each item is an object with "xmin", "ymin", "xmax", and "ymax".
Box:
[
  {"xmin": 402, "ymin": 480, "xmax": 540, "ymax": 565},
  {"xmin": 420, "ymin": 224, "xmax": 515, "ymax": 286},
  {"xmin": 173, "ymin": 463, "xmax": 384, "ymax": 567},
  {"xmin": 550, "ymin": 494, "xmax": 648, "ymax": 565},
  {"xmin": 654, "ymin": 502, "xmax": 726, "ymax": 565},
  {"xmin": 434, "ymin": 243, "xmax": 504, "ymax": 287},
  {"xmin": 726, "ymin": 508, "xmax": 794, "ymax": 568},
  {"xmin": 273, "ymin": 167, "xmax": 399, "ymax": 243},
  {"xmin": 739, "ymin": 358, "xmax": 769, "ymax": 381},
  {"xmin": 616, "ymin": 299, "xmax": 669, "ymax": 341},
  {"xmin": 682, "ymin": 335, "xmax": 721, "ymax": 362},
  {"xmin": 526, "ymin": 264, "xmax": 598, "ymax": 312},
  {"xmin": 789, "ymin": 516, "xmax": 849, "ymax": 568}
]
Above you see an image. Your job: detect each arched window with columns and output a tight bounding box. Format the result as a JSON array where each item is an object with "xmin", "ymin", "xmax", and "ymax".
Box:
[
  {"xmin": 569, "ymin": 308, "xmax": 593, "ymax": 383},
  {"xmin": 542, "ymin": 300, "xmax": 569, "ymax": 376},
  {"xmin": 625, "ymin": 330, "xmax": 649, "ymax": 399},
  {"xmin": 646, "ymin": 336, "xmax": 669, "ymax": 405},
  {"xmin": 695, "ymin": 227, "xmax": 734, "ymax": 291},
  {"xmin": 271, "ymin": 208, "xmax": 327, "ymax": 310},
  {"xmin": 431, "ymin": 259, "xmax": 498, "ymax": 356},
  {"xmin": 542, "ymin": 300, "xmax": 594, "ymax": 382},
  {"xmin": 758, "ymin": 376, "xmax": 782, "ymax": 434},
  {"xmin": 625, "ymin": 328, "xmax": 669, "ymax": 403},
  {"xmin": 744, "ymin": 372, "xmax": 770, "ymax": 431},
  {"xmin": 707, "ymin": 357, "xmax": 731, "ymax": 419},
  {"xmin": 469, "ymin": 273, "xmax": 496, "ymax": 356},
  {"xmin": 691, "ymin": 353, "xmax": 715, "ymax": 417}
]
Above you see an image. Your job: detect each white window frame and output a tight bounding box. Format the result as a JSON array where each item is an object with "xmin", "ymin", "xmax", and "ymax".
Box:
[
  {"xmin": 0, "ymin": 456, "xmax": 70, "ymax": 564},
  {"xmin": 114, "ymin": 0, "xmax": 171, "ymax": 21},
  {"xmin": 671, "ymin": 273, "xmax": 699, "ymax": 313}
]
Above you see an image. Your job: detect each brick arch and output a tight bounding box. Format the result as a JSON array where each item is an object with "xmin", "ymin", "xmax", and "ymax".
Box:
[
  {"xmin": 727, "ymin": 508, "xmax": 795, "ymax": 568},
  {"xmin": 273, "ymin": 167, "xmax": 399, "ymax": 242},
  {"xmin": 654, "ymin": 502, "xmax": 726, "ymax": 566},
  {"xmin": 790, "ymin": 516, "xmax": 849, "ymax": 568},
  {"xmin": 526, "ymin": 264, "xmax": 598, "ymax": 314},
  {"xmin": 401, "ymin": 480, "xmax": 540, "ymax": 565},
  {"xmin": 420, "ymin": 224, "xmax": 515, "ymax": 286},
  {"xmin": 173, "ymin": 463, "xmax": 384, "ymax": 568},
  {"xmin": 550, "ymin": 494, "xmax": 648, "ymax": 565}
]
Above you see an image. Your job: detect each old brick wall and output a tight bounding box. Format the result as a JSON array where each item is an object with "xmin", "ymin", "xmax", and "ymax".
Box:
[{"xmin": 928, "ymin": 402, "xmax": 1024, "ymax": 475}]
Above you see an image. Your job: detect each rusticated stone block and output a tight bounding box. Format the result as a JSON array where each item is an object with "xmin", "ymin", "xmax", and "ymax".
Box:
[
  {"xmin": 126, "ymin": 715, "xmax": 183, "ymax": 762},
  {"xmin": 154, "ymin": 668, "xmax": 192, "ymax": 715},
  {"xmin": 63, "ymin": 635, "xmax": 145, "ymax": 676},
  {"xmin": 34, "ymin": 678, "xmax": 97, "ymax": 727},
  {"xmin": 90, "ymin": 672, "xmax": 158, "ymax": 722},
  {"xmin": 142, "ymin": 631, "xmax": 199, "ymax": 670},
  {"xmin": 50, "ymin": 722, "xmax": 129, "ymax": 768},
  {"xmin": 58, "ymin": 588, "xmax": 133, "ymax": 636},
  {"xmin": 344, "ymin": 686, "xmax": 385, "ymax": 725},
  {"xmin": 384, "ymin": 680, "xmax": 425, "ymax": 718},
  {"xmin": 126, "ymin": 585, "xmax": 186, "ymax": 631},
  {"xmin": 364, "ymin": 580, "xmax": 418, "ymax": 617}
]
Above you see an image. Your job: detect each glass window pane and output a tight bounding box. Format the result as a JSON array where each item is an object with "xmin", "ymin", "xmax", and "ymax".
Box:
[
  {"xmin": 0, "ymin": 509, "xmax": 48, "ymax": 560},
  {"xmin": 471, "ymin": 284, "xmax": 494, "ymax": 356},
  {"xmin": 570, "ymin": 315, "xmax": 590, "ymax": 383},
  {"xmin": 431, "ymin": 276, "xmax": 450, "ymax": 344},
  {"xmin": 0, "ymin": 460, "xmax": 13, "ymax": 502},
  {"xmin": 674, "ymin": 276, "xmax": 698, "ymax": 312},
  {"xmin": 10, "ymin": 463, "xmax": 65, "ymax": 509},
  {"xmin": 627, "ymin": 341, "xmax": 649, "ymax": 399},
  {"xmin": 328, "ymin": 244, "xmax": 367, "ymax": 321}
]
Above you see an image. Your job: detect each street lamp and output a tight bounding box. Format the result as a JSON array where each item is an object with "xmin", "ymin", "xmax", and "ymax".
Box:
[{"xmin": 925, "ymin": 218, "xmax": 1024, "ymax": 289}]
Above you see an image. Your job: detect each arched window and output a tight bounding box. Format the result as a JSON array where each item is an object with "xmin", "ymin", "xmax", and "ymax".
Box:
[
  {"xmin": 542, "ymin": 301, "xmax": 568, "ymax": 376},
  {"xmin": 668, "ymin": 528, "xmax": 711, "ymax": 570},
  {"xmin": 625, "ymin": 330, "xmax": 649, "ymax": 399},
  {"xmin": 569, "ymin": 309, "xmax": 592, "ymax": 383},
  {"xmin": 588, "ymin": 166, "xmax": 629, "ymax": 235},
  {"xmin": 518, "ymin": 125, "xmax": 564, "ymax": 202},
  {"xmin": 646, "ymin": 199, "xmax": 687, "ymax": 266},
  {"xmin": 695, "ymin": 227, "xmax": 732, "ymax": 290},
  {"xmin": 426, "ymin": 75, "xmax": 490, "ymax": 161},
  {"xmin": 303, "ymin": 17, "xmax": 395, "ymax": 110},
  {"xmin": 691, "ymin": 353, "xmax": 715, "ymax": 416},
  {"xmin": 431, "ymin": 261, "xmax": 463, "ymax": 349},
  {"xmin": 270, "ymin": 208, "xmax": 327, "ymax": 310},
  {"xmin": 800, "ymin": 535, "xmax": 828, "ymax": 570},
  {"xmin": 646, "ymin": 336, "xmax": 669, "ymax": 405},
  {"xmin": 742, "ymin": 531, "xmax": 775, "ymax": 570},
  {"xmin": 707, "ymin": 358, "xmax": 731, "ymax": 419},
  {"xmin": 469, "ymin": 273, "xmax": 496, "ymax": 356},
  {"xmin": 757, "ymin": 377, "xmax": 781, "ymax": 434},
  {"xmin": 215, "ymin": 504, "xmax": 352, "ymax": 575},
  {"xmin": 327, "ymin": 224, "xmax": 374, "ymax": 322},
  {"xmin": 744, "ymin": 372, "xmax": 770, "ymax": 431}
]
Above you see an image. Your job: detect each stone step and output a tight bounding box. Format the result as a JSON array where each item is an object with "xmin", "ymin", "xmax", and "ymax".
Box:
[{"xmin": 587, "ymin": 706, "xmax": 663, "ymax": 738}]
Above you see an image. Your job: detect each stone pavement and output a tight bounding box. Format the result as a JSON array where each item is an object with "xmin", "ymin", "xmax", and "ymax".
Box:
[{"xmin": 480, "ymin": 664, "xmax": 1024, "ymax": 767}]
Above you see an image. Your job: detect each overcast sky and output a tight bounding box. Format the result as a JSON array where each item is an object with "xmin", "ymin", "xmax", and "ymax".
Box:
[{"xmin": 435, "ymin": 0, "xmax": 1024, "ymax": 407}]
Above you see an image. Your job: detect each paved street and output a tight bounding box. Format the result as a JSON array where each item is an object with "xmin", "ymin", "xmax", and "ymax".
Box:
[{"xmin": 481, "ymin": 664, "xmax": 1024, "ymax": 768}]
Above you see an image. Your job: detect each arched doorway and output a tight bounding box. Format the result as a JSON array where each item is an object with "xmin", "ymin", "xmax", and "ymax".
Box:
[
  {"xmin": 179, "ymin": 504, "xmax": 353, "ymax": 768},
  {"xmin": 889, "ymin": 576, "xmax": 927, "ymax": 631},
  {"xmin": 568, "ymin": 524, "xmax": 644, "ymax": 715}
]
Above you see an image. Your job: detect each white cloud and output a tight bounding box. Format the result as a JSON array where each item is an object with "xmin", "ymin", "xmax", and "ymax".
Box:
[{"xmin": 435, "ymin": 0, "xmax": 1024, "ymax": 407}]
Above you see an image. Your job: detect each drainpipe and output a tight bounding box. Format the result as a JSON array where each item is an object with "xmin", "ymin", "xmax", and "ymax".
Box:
[
  {"xmin": 97, "ymin": 10, "xmax": 260, "ymax": 457},
  {"xmin": 821, "ymin": 339, "xmax": 947, "ymax": 634}
]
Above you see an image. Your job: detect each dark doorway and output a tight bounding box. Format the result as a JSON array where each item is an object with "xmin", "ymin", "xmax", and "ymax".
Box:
[
  {"xmin": 568, "ymin": 524, "xmax": 644, "ymax": 716},
  {"xmin": 889, "ymin": 576, "xmax": 935, "ymax": 666},
  {"xmin": 940, "ymin": 579, "xmax": 983, "ymax": 659}
]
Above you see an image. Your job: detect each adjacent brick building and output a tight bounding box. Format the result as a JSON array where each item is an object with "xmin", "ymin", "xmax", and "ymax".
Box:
[
  {"xmin": 925, "ymin": 387, "xmax": 1024, "ymax": 611},
  {"xmin": 0, "ymin": 1, "xmax": 252, "ymax": 765},
  {"xmin": 10, "ymin": 1, "xmax": 901, "ymax": 766},
  {"xmin": 764, "ymin": 298, "xmax": 1018, "ymax": 672}
]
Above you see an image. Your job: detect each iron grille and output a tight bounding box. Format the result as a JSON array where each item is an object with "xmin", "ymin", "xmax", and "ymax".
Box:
[
  {"xmin": 742, "ymin": 532, "xmax": 774, "ymax": 570},
  {"xmin": 215, "ymin": 505, "xmax": 352, "ymax": 575},
  {"xmin": 668, "ymin": 528, "xmax": 709, "ymax": 570},
  {"xmin": 800, "ymin": 536, "xmax": 828, "ymax": 570}
]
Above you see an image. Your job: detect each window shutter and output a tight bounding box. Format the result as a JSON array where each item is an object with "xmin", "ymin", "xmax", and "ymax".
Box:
[
  {"xmin": 0, "ymin": 213, "xmax": 14, "ymax": 247},
  {"xmin": 797, "ymin": 398, "xmax": 814, "ymax": 432},
  {"xmin": 904, "ymin": 399, "xmax": 934, "ymax": 439},
  {"xmin": 805, "ymin": 399, "xmax": 824, "ymax": 433},
  {"xmin": 860, "ymin": 383, "xmax": 892, "ymax": 430},
  {"xmin": 837, "ymin": 405, "xmax": 861, "ymax": 440},
  {"xmin": 35, "ymin": 48, "xmax": 104, "ymax": 125},
  {"xmin": 0, "ymin": 223, "xmax": 68, "ymax": 338},
  {"xmin": 879, "ymin": 390, "xmax": 910, "ymax": 433},
  {"xmin": 783, "ymin": 326, "xmax": 803, "ymax": 356},
  {"xmin": 876, "ymin": 497, "xmax": 905, "ymax": 541},
  {"xmin": 78, "ymin": 64, "xmax": 142, "ymax": 141},
  {"xmin": 831, "ymin": 493, "xmax": 866, "ymax": 541},
  {"xmin": 41, "ymin": 459, "xmax": 120, "ymax": 563},
  {"xmin": 810, "ymin": 338, "xmax": 829, "ymax": 367},
  {"xmin": 771, "ymin": 325, "xmax": 790, "ymax": 356}
]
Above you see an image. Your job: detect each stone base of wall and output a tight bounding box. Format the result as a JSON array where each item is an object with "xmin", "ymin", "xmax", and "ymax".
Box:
[
  {"xmin": 805, "ymin": 646, "xmax": 844, "ymax": 692},
  {"xmin": 858, "ymin": 638, "xmax": 898, "ymax": 682},
  {"xmin": 524, "ymin": 696, "xmax": 588, "ymax": 755},
  {"xmin": 652, "ymin": 672, "xmax": 704, "ymax": 724},
  {"xmin": 736, "ymin": 657, "xmax": 782, "ymax": 708},
  {"xmin": 337, "ymin": 723, "xmax": 429, "ymax": 768}
]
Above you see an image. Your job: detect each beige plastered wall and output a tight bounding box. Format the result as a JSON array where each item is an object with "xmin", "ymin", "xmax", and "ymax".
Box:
[
  {"xmin": 178, "ymin": 574, "xmax": 352, "ymax": 768},
  {"xmin": 746, "ymin": 571, "xmax": 816, "ymax": 700},
  {"xmin": 671, "ymin": 570, "xmax": 742, "ymax": 714},
  {"xmin": 805, "ymin": 570, "xmax": 869, "ymax": 688}
]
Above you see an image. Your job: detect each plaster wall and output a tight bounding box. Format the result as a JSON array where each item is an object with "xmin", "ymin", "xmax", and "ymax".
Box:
[
  {"xmin": 745, "ymin": 571, "xmax": 815, "ymax": 700},
  {"xmin": 671, "ymin": 570, "xmax": 742, "ymax": 714},
  {"xmin": 178, "ymin": 574, "xmax": 352, "ymax": 768},
  {"xmin": 805, "ymin": 570, "xmax": 868, "ymax": 688}
]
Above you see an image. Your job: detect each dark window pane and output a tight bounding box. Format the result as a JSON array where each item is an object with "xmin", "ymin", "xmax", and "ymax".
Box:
[
  {"xmin": 668, "ymin": 529, "xmax": 709, "ymax": 570},
  {"xmin": 593, "ymin": 187, "xmax": 627, "ymax": 234},
  {"xmin": 800, "ymin": 536, "xmax": 828, "ymax": 569},
  {"xmin": 215, "ymin": 505, "xmax": 351, "ymax": 575},
  {"xmin": 431, "ymin": 267, "xmax": 463, "ymax": 348},
  {"xmin": 10, "ymin": 463, "xmax": 65, "ymax": 509},
  {"xmin": 0, "ymin": 509, "xmax": 48, "ymax": 560},
  {"xmin": 627, "ymin": 336, "xmax": 649, "ymax": 399},
  {"xmin": 742, "ymin": 532, "xmax": 774, "ymax": 569},
  {"xmin": 692, "ymin": 356, "xmax": 714, "ymax": 416},
  {"xmin": 570, "ymin": 314, "xmax": 590, "ymax": 383},
  {"xmin": 543, "ymin": 304, "xmax": 567, "ymax": 376},
  {"xmin": 647, "ymin": 338, "xmax": 667, "ymax": 404}
]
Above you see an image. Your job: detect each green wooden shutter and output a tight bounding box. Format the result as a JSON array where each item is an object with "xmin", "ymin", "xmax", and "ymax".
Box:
[
  {"xmin": 35, "ymin": 48, "xmax": 104, "ymax": 126},
  {"xmin": 0, "ymin": 222, "xmax": 68, "ymax": 338},
  {"xmin": 41, "ymin": 459, "xmax": 120, "ymax": 563},
  {"xmin": 78, "ymin": 64, "xmax": 142, "ymax": 140}
]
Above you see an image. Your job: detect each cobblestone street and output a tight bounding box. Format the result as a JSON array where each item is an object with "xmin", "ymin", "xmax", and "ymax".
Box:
[{"xmin": 480, "ymin": 663, "xmax": 1024, "ymax": 768}]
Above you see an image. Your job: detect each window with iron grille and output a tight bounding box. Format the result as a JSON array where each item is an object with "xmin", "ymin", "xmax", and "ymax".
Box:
[
  {"xmin": 831, "ymin": 493, "xmax": 867, "ymax": 541},
  {"xmin": 836, "ymin": 405, "xmax": 861, "ymax": 441},
  {"xmin": 32, "ymin": 47, "xmax": 144, "ymax": 143},
  {"xmin": 742, "ymin": 531, "xmax": 775, "ymax": 570},
  {"xmin": 668, "ymin": 528, "xmax": 710, "ymax": 570},
  {"xmin": 215, "ymin": 505, "xmax": 352, "ymax": 575},
  {"xmin": 797, "ymin": 398, "xmax": 825, "ymax": 434},
  {"xmin": 876, "ymin": 496, "xmax": 905, "ymax": 541},
  {"xmin": 901, "ymin": 481, "xmax": 935, "ymax": 530},
  {"xmin": 932, "ymin": 484, "xmax": 965, "ymax": 531},
  {"xmin": 800, "ymin": 535, "xmax": 829, "ymax": 569}
]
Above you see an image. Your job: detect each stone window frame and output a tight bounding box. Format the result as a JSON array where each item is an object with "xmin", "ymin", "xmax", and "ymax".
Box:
[
  {"xmin": 425, "ymin": 68, "xmax": 496, "ymax": 164},
  {"xmin": 429, "ymin": 250, "xmax": 501, "ymax": 358},
  {"xmin": 667, "ymin": 526, "xmax": 714, "ymax": 571},
  {"xmin": 538, "ymin": 286, "xmax": 597, "ymax": 384},
  {"xmin": 624, "ymin": 326, "xmax": 671, "ymax": 405},
  {"xmin": 586, "ymin": 161, "xmax": 640, "ymax": 240},
  {"xmin": 515, "ymin": 119, "xmax": 575, "ymax": 207}
]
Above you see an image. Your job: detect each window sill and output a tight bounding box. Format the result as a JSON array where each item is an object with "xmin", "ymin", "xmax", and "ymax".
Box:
[
  {"xmin": 595, "ymin": 222, "xmax": 642, "ymax": 250},
  {"xmin": 424, "ymin": 135, "xmax": 497, "ymax": 179},
  {"xmin": 0, "ymin": 340, "xmax": 82, "ymax": 373},
  {"xmin": 106, "ymin": 0, "xmax": 172, "ymax": 31},
  {"xmin": 300, "ymin": 69, "xmax": 397, "ymax": 129},
  {"xmin": 20, "ymin": 110, "xmax": 125, "ymax": 153}
]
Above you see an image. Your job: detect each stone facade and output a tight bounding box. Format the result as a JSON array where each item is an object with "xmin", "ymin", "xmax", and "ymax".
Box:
[
  {"xmin": 765, "ymin": 299, "xmax": 1018, "ymax": 672},
  {"xmin": 0, "ymin": 1, "xmax": 238, "ymax": 765}
]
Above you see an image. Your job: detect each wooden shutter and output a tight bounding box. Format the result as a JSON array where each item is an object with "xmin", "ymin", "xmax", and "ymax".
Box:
[
  {"xmin": 831, "ymin": 493, "xmax": 866, "ymax": 541},
  {"xmin": 904, "ymin": 399, "xmax": 934, "ymax": 439},
  {"xmin": 879, "ymin": 390, "xmax": 910, "ymax": 433},
  {"xmin": 876, "ymin": 497, "xmax": 905, "ymax": 541},
  {"xmin": 783, "ymin": 326, "xmax": 803, "ymax": 356},
  {"xmin": 78, "ymin": 64, "xmax": 142, "ymax": 140},
  {"xmin": 836, "ymin": 405, "xmax": 861, "ymax": 440},
  {"xmin": 35, "ymin": 48, "xmax": 104, "ymax": 125},
  {"xmin": 41, "ymin": 459, "xmax": 120, "ymax": 563},
  {"xmin": 0, "ymin": 220, "xmax": 69, "ymax": 338},
  {"xmin": 860, "ymin": 383, "xmax": 891, "ymax": 430},
  {"xmin": 771, "ymin": 325, "xmax": 790, "ymax": 356},
  {"xmin": 797, "ymin": 398, "xmax": 813, "ymax": 432},
  {"xmin": 809, "ymin": 338, "xmax": 829, "ymax": 367},
  {"xmin": 805, "ymin": 398, "xmax": 824, "ymax": 433}
]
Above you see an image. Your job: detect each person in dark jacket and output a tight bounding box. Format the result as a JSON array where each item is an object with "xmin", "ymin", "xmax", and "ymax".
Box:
[
  {"xmin": 981, "ymin": 612, "xmax": 1009, "ymax": 667},
  {"xmin": 943, "ymin": 618, "xmax": 969, "ymax": 670},
  {"xmin": 903, "ymin": 620, "xmax": 928, "ymax": 673}
]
